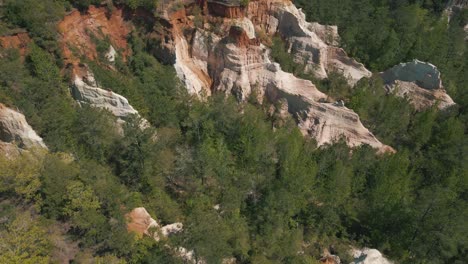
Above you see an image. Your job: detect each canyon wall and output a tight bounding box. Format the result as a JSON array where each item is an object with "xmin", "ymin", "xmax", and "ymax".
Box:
[{"xmin": 167, "ymin": 0, "xmax": 392, "ymax": 152}]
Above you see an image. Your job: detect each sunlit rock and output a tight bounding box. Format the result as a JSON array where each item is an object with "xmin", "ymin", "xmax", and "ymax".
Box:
[
  {"xmin": 381, "ymin": 60, "xmax": 456, "ymax": 110},
  {"xmin": 351, "ymin": 248, "xmax": 393, "ymax": 264},
  {"xmin": 272, "ymin": 1, "xmax": 372, "ymax": 85},
  {"xmin": 0, "ymin": 103, "xmax": 47, "ymax": 151},
  {"xmin": 126, "ymin": 207, "xmax": 183, "ymax": 242}
]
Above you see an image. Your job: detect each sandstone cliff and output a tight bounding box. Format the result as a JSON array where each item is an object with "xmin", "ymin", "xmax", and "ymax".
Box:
[
  {"xmin": 0, "ymin": 103, "xmax": 47, "ymax": 156},
  {"xmin": 48, "ymin": 1, "xmax": 393, "ymax": 152},
  {"xmin": 381, "ymin": 60, "xmax": 456, "ymax": 110},
  {"xmin": 206, "ymin": 28, "xmax": 392, "ymax": 152},
  {"xmin": 265, "ymin": 1, "xmax": 372, "ymax": 85},
  {"xmin": 165, "ymin": 2, "xmax": 393, "ymax": 152},
  {"xmin": 71, "ymin": 64, "xmax": 148, "ymax": 128}
]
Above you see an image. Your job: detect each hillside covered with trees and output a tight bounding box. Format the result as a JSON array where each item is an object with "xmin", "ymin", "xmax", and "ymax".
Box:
[{"xmin": 0, "ymin": 0, "xmax": 466, "ymax": 263}]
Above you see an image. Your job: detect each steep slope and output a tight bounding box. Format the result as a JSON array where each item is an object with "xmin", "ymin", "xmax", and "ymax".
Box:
[
  {"xmin": 165, "ymin": 1, "xmax": 392, "ymax": 152},
  {"xmin": 381, "ymin": 60, "xmax": 456, "ymax": 110},
  {"xmin": 58, "ymin": 6, "xmax": 131, "ymax": 66},
  {"xmin": 0, "ymin": 103, "xmax": 47, "ymax": 156},
  {"xmin": 265, "ymin": 0, "xmax": 372, "ymax": 85},
  {"xmin": 207, "ymin": 27, "xmax": 393, "ymax": 152},
  {"xmin": 0, "ymin": 32, "xmax": 31, "ymax": 57}
]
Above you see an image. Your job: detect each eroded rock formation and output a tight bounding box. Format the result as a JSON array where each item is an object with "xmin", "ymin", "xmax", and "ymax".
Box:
[
  {"xmin": 126, "ymin": 207, "xmax": 183, "ymax": 241},
  {"xmin": 71, "ymin": 64, "xmax": 142, "ymax": 120},
  {"xmin": 381, "ymin": 60, "xmax": 456, "ymax": 110},
  {"xmin": 159, "ymin": 1, "xmax": 392, "ymax": 152},
  {"xmin": 0, "ymin": 103, "xmax": 47, "ymax": 156},
  {"xmin": 351, "ymin": 248, "xmax": 393, "ymax": 264},
  {"xmin": 206, "ymin": 26, "xmax": 392, "ymax": 152},
  {"xmin": 265, "ymin": 1, "xmax": 371, "ymax": 85}
]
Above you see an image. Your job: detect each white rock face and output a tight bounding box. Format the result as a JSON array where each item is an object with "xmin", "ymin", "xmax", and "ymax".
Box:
[
  {"xmin": 297, "ymin": 102, "xmax": 393, "ymax": 152},
  {"xmin": 270, "ymin": 2, "xmax": 371, "ymax": 85},
  {"xmin": 210, "ymin": 40, "xmax": 328, "ymax": 102},
  {"xmin": 166, "ymin": 1, "xmax": 391, "ymax": 152},
  {"xmin": 161, "ymin": 222, "xmax": 184, "ymax": 237},
  {"xmin": 105, "ymin": 45, "xmax": 117, "ymax": 63},
  {"xmin": 208, "ymin": 29, "xmax": 392, "ymax": 153},
  {"xmin": 174, "ymin": 29, "xmax": 212, "ymax": 96},
  {"xmin": 71, "ymin": 67, "xmax": 140, "ymax": 118},
  {"xmin": 351, "ymin": 248, "xmax": 393, "ymax": 264},
  {"xmin": 0, "ymin": 103, "xmax": 47, "ymax": 151},
  {"xmin": 388, "ymin": 81, "xmax": 455, "ymax": 111},
  {"xmin": 381, "ymin": 60, "xmax": 456, "ymax": 110}
]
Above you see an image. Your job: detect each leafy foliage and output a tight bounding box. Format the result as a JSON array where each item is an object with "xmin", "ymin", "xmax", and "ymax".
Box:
[{"xmin": 0, "ymin": 1, "xmax": 466, "ymax": 263}]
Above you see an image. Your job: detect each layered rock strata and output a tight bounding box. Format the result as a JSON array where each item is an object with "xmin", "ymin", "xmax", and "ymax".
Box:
[
  {"xmin": 258, "ymin": 1, "xmax": 372, "ymax": 85},
  {"xmin": 71, "ymin": 65, "xmax": 142, "ymax": 120},
  {"xmin": 207, "ymin": 27, "xmax": 393, "ymax": 152},
  {"xmin": 163, "ymin": 1, "xmax": 392, "ymax": 152},
  {"xmin": 381, "ymin": 60, "xmax": 456, "ymax": 110}
]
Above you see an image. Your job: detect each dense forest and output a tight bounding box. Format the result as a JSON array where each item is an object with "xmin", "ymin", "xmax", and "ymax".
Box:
[{"xmin": 0, "ymin": 0, "xmax": 467, "ymax": 263}]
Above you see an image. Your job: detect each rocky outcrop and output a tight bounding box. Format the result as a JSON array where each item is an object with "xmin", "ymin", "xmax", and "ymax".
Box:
[
  {"xmin": 267, "ymin": 1, "xmax": 371, "ymax": 86},
  {"xmin": 0, "ymin": 104, "xmax": 47, "ymax": 155},
  {"xmin": 154, "ymin": 1, "xmax": 392, "ymax": 152},
  {"xmin": 57, "ymin": 2, "xmax": 390, "ymax": 152},
  {"xmin": 381, "ymin": 60, "xmax": 455, "ymax": 110},
  {"xmin": 126, "ymin": 207, "xmax": 183, "ymax": 241},
  {"xmin": 71, "ymin": 65, "xmax": 142, "ymax": 120},
  {"xmin": 351, "ymin": 248, "xmax": 393, "ymax": 264},
  {"xmin": 174, "ymin": 28, "xmax": 213, "ymax": 96},
  {"xmin": 208, "ymin": 27, "xmax": 393, "ymax": 153},
  {"xmin": 297, "ymin": 102, "xmax": 393, "ymax": 153}
]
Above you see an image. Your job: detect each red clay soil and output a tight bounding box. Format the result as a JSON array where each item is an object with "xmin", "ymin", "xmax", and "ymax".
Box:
[
  {"xmin": 0, "ymin": 32, "xmax": 31, "ymax": 57},
  {"xmin": 58, "ymin": 6, "xmax": 131, "ymax": 67}
]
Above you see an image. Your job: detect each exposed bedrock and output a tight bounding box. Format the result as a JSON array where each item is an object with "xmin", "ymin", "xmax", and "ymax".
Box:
[
  {"xmin": 267, "ymin": 1, "xmax": 372, "ymax": 86},
  {"xmin": 0, "ymin": 103, "xmax": 47, "ymax": 156},
  {"xmin": 70, "ymin": 64, "xmax": 149, "ymax": 130},
  {"xmin": 381, "ymin": 60, "xmax": 456, "ymax": 110},
  {"xmin": 126, "ymin": 207, "xmax": 183, "ymax": 242},
  {"xmin": 208, "ymin": 27, "xmax": 393, "ymax": 153},
  {"xmin": 350, "ymin": 248, "xmax": 394, "ymax": 264},
  {"xmin": 71, "ymin": 65, "xmax": 140, "ymax": 119}
]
